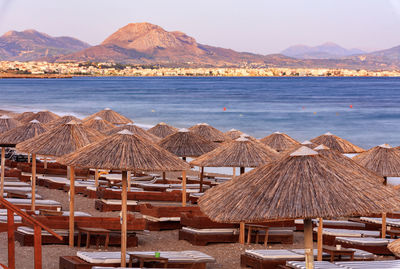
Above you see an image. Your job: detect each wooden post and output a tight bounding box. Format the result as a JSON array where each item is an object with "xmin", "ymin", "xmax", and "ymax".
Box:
[
  {"xmin": 199, "ymin": 167, "xmax": 204, "ymax": 193},
  {"xmin": 239, "ymin": 222, "xmax": 245, "ymax": 244},
  {"xmin": 43, "ymin": 157, "xmax": 47, "ymax": 170},
  {"xmin": 240, "ymin": 167, "xmax": 245, "ymax": 175},
  {"xmin": 232, "ymin": 167, "xmax": 236, "ymax": 178},
  {"xmin": 28, "ymin": 153, "xmax": 31, "ymax": 164},
  {"xmin": 127, "ymin": 171, "xmax": 131, "ymax": 190},
  {"xmin": 304, "ymin": 218, "xmax": 314, "ymax": 269},
  {"xmin": 94, "ymin": 169, "xmax": 99, "ymax": 188},
  {"xmin": 7, "ymin": 208, "xmax": 15, "ymax": 269},
  {"xmin": 34, "ymin": 225, "xmax": 42, "ymax": 269},
  {"xmin": 382, "ymin": 212, "xmax": 387, "ymax": 238},
  {"xmin": 1, "ymin": 147, "xmax": 5, "ymax": 197},
  {"xmin": 182, "ymin": 170, "xmax": 187, "ymax": 207},
  {"xmin": 121, "ymin": 171, "xmax": 128, "ymax": 267},
  {"xmin": 317, "ymin": 218, "xmax": 323, "ymax": 261},
  {"xmin": 69, "ymin": 166, "xmax": 75, "ymax": 247},
  {"xmin": 31, "ymin": 153, "xmax": 36, "ymax": 211},
  {"xmin": 162, "ymin": 171, "xmax": 166, "ymax": 184}
]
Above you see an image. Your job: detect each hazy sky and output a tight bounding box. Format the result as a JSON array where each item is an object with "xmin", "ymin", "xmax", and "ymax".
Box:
[{"xmin": 1, "ymin": 0, "xmax": 400, "ymax": 54}]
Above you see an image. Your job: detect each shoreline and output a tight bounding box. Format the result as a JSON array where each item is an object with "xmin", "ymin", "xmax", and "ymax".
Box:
[{"xmin": 0, "ymin": 73, "xmax": 73, "ymax": 79}]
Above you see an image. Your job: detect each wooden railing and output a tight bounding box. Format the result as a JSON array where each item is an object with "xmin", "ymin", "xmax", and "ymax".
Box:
[{"xmin": 0, "ymin": 197, "xmax": 62, "ymax": 269}]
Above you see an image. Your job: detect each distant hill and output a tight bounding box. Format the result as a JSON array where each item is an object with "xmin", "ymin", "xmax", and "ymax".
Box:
[
  {"xmin": 281, "ymin": 42, "xmax": 365, "ymax": 59},
  {"xmin": 0, "ymin": 29, "xmax": 90, "ymax": 61}
]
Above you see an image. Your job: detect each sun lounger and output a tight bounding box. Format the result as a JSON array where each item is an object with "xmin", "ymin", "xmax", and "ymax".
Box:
[
  {"xmin": 95, "ymin": 187, "xmax": 184, "ymax": 202},
  {"xmin": 335, "ymin": 260, "xmax": 400, "ymax": 268},
  {"xmin": 241, "ymin": 249, "xmax": 305, "ymax": 269},
  {"xmin": 286, "ymin": 261, "xmax": 343, "ymax": 269},
  {"xmin": 313, "ymin": 219, "xmax": 366, "ymax": 230},
  {"xmin": 335, "ymin": 236, "xmax": 394, "ymax": 255},
  {"xmin": 3, "ymin": 181, "xmax": 30, "ymax": 187},
  {"xmin": 360, "ymin": 216, "xmax": 400, "ymax": 227},
  {"xmin": 95, "ymin": 199, "xmax": 139, "ymax": 212},
  {"xmin": 2, "ymin": 198, "xmax": 61, "ymax": 211},
  {"xmin": 4, "ymin": 192, "xmax": 42, "ymax": 199},
  {"xmin": 313, "ymin": 228, "xmax": 380, "ymax": 245}
]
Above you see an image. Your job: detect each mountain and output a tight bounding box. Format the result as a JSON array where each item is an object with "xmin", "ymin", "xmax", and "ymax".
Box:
[
  {"xmin": 0, "ymin": 29, "xmax": 90, "ymax": 61},
  {"xmin": 281, "ymin": 42, "xmax": 365, "ymax": 59}
]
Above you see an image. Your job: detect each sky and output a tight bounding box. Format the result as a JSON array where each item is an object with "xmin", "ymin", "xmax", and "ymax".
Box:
[{"xmin": 1, "ymin": 0, "xmax": 400, "ymax": 54}]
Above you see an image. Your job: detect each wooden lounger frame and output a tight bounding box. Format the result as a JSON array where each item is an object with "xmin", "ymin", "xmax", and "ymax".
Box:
[
  {"xmin": 240, "ymin": 254, "xmax": 303, "ymax": 269},
  {"xmin": 334, "ymin": 238, "xmax": 393, "ymax": 255}
]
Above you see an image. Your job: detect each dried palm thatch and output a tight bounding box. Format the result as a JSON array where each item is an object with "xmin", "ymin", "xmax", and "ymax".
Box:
[
  {"xmin": 0, "ymin": 120, "xmax": 49, "ymax": 146},
  {"xmin": 148, "ymin": 122, "xmax": 178, "ymax": 139},
  {"xmin": 14, "ymin": 112, "xmax": 35, "ymax": 123},
  {"xmin": 310, "ymin": 132, "xmax": 364, "ymax": 153},
  {"xmin": 58, "ymin": 130, "xmax": 190, "ymax": 171},
  {"xmin": 224, "ymin": 129, "xmax": 244, "ymax": 140},
  {"xmin": 259, "ymin": 131, "xmax": 300, "ymax": 152},
  {"xmin": 352, "ymin": 144, "xmax": 400, "ymax": 177},
  {"xmin": 279, "ymin": 140, "xmax": 318, "ymax": 157},
  {"xmin": 83, "ymin": 108, "xmax": 133, "ymax": 125},
  {"xmin": 199, "ymin": 146, "xmax": 400, "ymax": 223},
  {"xmin": 82, "ymin": 117, "xmax": 115, "ymax": 134},
  {"xmin": 0, "ymin": 115, "xmax": 20, "ymax": 134},
  {"xmin": 158, "ymin": 128, "xmax": 218, "ymax": 157},
  {"xmin": 188, "ymin": 123, "xmax": 227, "ymax": 143},
  {"xmin": 388, "ymin": 239, "xmax": 400, "ymax": 257},
  {"xmin": 314, "ymin": 144, "xmax": 384, "ymax": 183},
  {"xmin": 25, "ymin": 110, "xmax": 60, "ymax": 124},
  {"xmin": 191, "ymin": 137, "xmax": 279, "ymax": 168},
  {"xmin": 16, "ymin": 120, "xmax": 105, "ymax": 157},
  {"xmin": 105, "ymin": 123, "xmax": 160, "ymax": 143},
  {"xmin": 46, "ymin": 115, "xmax": 82, "ymax": 129}
]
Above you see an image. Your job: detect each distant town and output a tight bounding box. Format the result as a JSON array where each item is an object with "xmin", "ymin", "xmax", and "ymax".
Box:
[{"xmin": 1, "ymin": 61, "xmax": 400, "ymax": 77}]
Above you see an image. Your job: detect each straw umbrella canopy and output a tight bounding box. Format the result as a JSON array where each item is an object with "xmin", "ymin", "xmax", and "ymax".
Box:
[
  {"xmin": 279, "ymin": 140, "xmax": 319, "ymax": 157},
  {"xmin": 82, "ymin": 116, "xmax": 115, "ymax": 134},
  {"xmin": 15, "ymin": 121, "xmax": 105, "ymax": 247},
  {"xmin": 46, "ymin": 115, "xmax": 82, "ymax": 129},
  {"xmin": 189, "ymin": 123, "xmax": 227, "ymax": 143},
  {"xmin": 199, "ymin": 146, "xmax": 400, "ymax": 269},
  {"xmin": 310, "ymin": 132, "xmax": 364, "ymax": 153},
  {"xmin": 83, "ymin": 108, "xmax": 133, "ymax": 125},
  {"xmin": 25, "ymin": 110, "xmax": 60, "ymax": 124},
  {"xmin": 148, "ymin": 122, "xmax": 178, "ymax": 139},
  {"xmin": 0, "ymin": 120, "xmax": 49, "ymax": 197},
  {"xmin": 259, "ymin": 131, "xmax": 300, "ymax": 152},
  {"xmin": 388, "ymin": 239, "xmax": 400, "ymax": 257},
  {"xmin": 0, "ymin": 115, "xmax": 20, "ymax": 134},
  {"xmin": 14, "ymin": 112, "xmax": 35, "ymax": 123},
  {"xmin": 58, "ymin": 129, "xmax": 189, "ymax": 267},
  {"xmin": 106, "ymin": 123, "xmax": 160, "ymax": 143},
  {"xmin": 224, "ymin": 129, "xmax": 244, "ymax": 140}
]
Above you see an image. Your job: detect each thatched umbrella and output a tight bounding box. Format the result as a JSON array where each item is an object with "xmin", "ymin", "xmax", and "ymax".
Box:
[
  {"xmin": 224, "ymin": 128, "xmax": 244, "ymax": 140},
  {"xmin": 0, "ymin": 115, "xmax": 20, "ymax": 134},
  {"xmin": 58, "ymin": 130, "xmax": 189, "ymax": 267},
  {"xmin": 279, "ymin": 140, "xmax": 319, "ymax": 157},
  {"xmin": 25, "ymin": 110, "xmax": 60, "ymax": 124},
  {"xmin": 106, "ymin": 123, "xmax": 160, "ymax": 143},
  {"xmin": 310, "ymin": 132, "xmax": 364, "ymax": 153},
  {"xmin": 83, "ymin": 116, "xmax": 115, "ymax": 134},
  {"xmin": 83, "ymin": 108, "xmax": 133, "ymax": 125},
  {"xmin": 0, "ymin": 120, "xmax": 49, "ymax": 197},
  {"xmin": 46, "ymin": 115, "xmax": 82, "ymax": 129},
  {"xmin": 148, "ymin": 122, "xmax": 178, "ymax": 139},
  {"xmin": 189, "ymin": 123, "xmax": 227, "ymax": 143},
  {"xmin": 388, "ymin": 239, "xmax": 400, "ymax": 257},
  {"xmin": 259, "ymin": 131, "xmax": 300, "ymax": 152},
  {"xmin": 199, "ymin": 146, "xmax": 400, "ymax": 269},
  {"xmin": 16, "ymin": 121, "xmax": 104, "ymax": 247},
  {"xmin": 14, "ymin": 112, "xmax": 35, "ymax": 123}
]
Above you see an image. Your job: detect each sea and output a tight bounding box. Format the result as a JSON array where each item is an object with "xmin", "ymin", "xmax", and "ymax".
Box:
[{"xmin": 1, "ymin": 76, "xmax": 400, "ymax": 176}]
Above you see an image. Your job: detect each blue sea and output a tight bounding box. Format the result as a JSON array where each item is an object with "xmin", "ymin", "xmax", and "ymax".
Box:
[{"xmin": 1, "ymin": 76, "xmax": 400, "ymax": 150}]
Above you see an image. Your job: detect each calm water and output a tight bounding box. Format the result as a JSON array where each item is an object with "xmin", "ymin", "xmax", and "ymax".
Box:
[{"xmin": 1, "ymin": 76, "xmax": 400, "ymax": 149}]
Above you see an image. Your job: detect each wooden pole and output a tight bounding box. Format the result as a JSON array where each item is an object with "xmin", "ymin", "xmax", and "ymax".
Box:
[
  {"xmin": 34, "ymin": 225, "xmax": 42, "ymax": 269},
  {"xmin": 382, "ymin": 212, "xmax": 387, "ymax": 238},
  {"xmin": 43, "ymin": 157, "xmax": 47, "ymax": 170},
  {"xmin": 127, "ymin": 171, "xmax": 131, "ymax": 190},
  {"xmin": 31, "ymin": 153, "xmax": 36, "ymax": 211},
  {"xmin": 240, "ymin": 167, "xmax": 245, "ymax": 175},
  {"xmin": 199, "ymin": 167, "xmax": 204, "ymax": 193},
  {"xmin": 239, "ymin": 222, "xmax": 245, "ymax": 244},
  {"xmin": 232, "ymin": 167, "xmax": 236, "ymax": 178},
  {"xmin": 94, "ymin": 169, "xmax": 99, "ymax": 188},
  {"xmin": 304, "ymin": 218, "xmax": 314, "ymax": 269},
  {"xmin": 1, "ymin": 147, "xmax": 5, "ymax": 197},
  {"xmin": 317, "ymin": 218, "xmax": 323, "ymax": 261},
  {"xmin": 121, "ymin": 171, "xmax": 128, "ymax": 267},
  {"xmin": 28, "ymin": 153, "xmax": 31, "ymax": 164},
  {"xmin": 182, "ymin": 170, "xmax": 187, "ymax": 207},
  {"xmin": 162, "ymin": 171, "xmax": 166, "ymax": 184},
  {"xmin": 7, "ymin": 208, "xmax": 15, "ymax": 269},
  {"xmin": 69, "ymin": 166, "xmax": 75, "ymax": 247}
]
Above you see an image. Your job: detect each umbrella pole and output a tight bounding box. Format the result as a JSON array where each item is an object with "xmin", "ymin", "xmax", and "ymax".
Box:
[
  {"xmin": 239, "ymin": 222, "xmax": 245, "ymax": 244},
  {"xmin": 0, "ymin": 147, "xmax": 5, "ymax": 197},
  {"xmin": 121, "ymin": 170, "xmax": 128, "ymax": 267},
  {"xmin": 317, "ymin": 218, "xmax": 323, "ymax": 261},
  {"xmin": 382, "ymin": 212, "xmax": 387, "ymax": 238},
  {"xmin": 240, "ymin": 167, "xmax": 245, "ymax": 175},
  {"xmin": 162, "ymin": 172, "xmax": 166, "ymax": 184},
  {"xmin": 199, "ymin": 167, "xmax": 204, "ymax": 193},
  {"xmin": 31, "ymin": 153, "xmax": 36, "ymax": 211},
  {"xmin": 304, "ymin": 218, "xmax": 314, "ymax": 269},
  {"xmin": 94, "ymin": 169, "xmax": 99, "ymax": 188},
  {"xmin": 232, "ymin": 167, "xmax": 236, "ymax": 178},
  {"xmin": 69, "ymin": 166, "xmax": 75, "ymax": 247},
  {"xmin": 182, "ymin": 170, "xmax": 186, "ymax": 207},
  {"xmin": 44, "ymin": 157, "xmax": 47, "ymax": 170},
  {"xmin": 28, "ymin": 153, "xmax": 31, "ymax": 164},
  {"xmin": 127, "ymin": 171, "xmax": 131, "ymax": 190}
]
